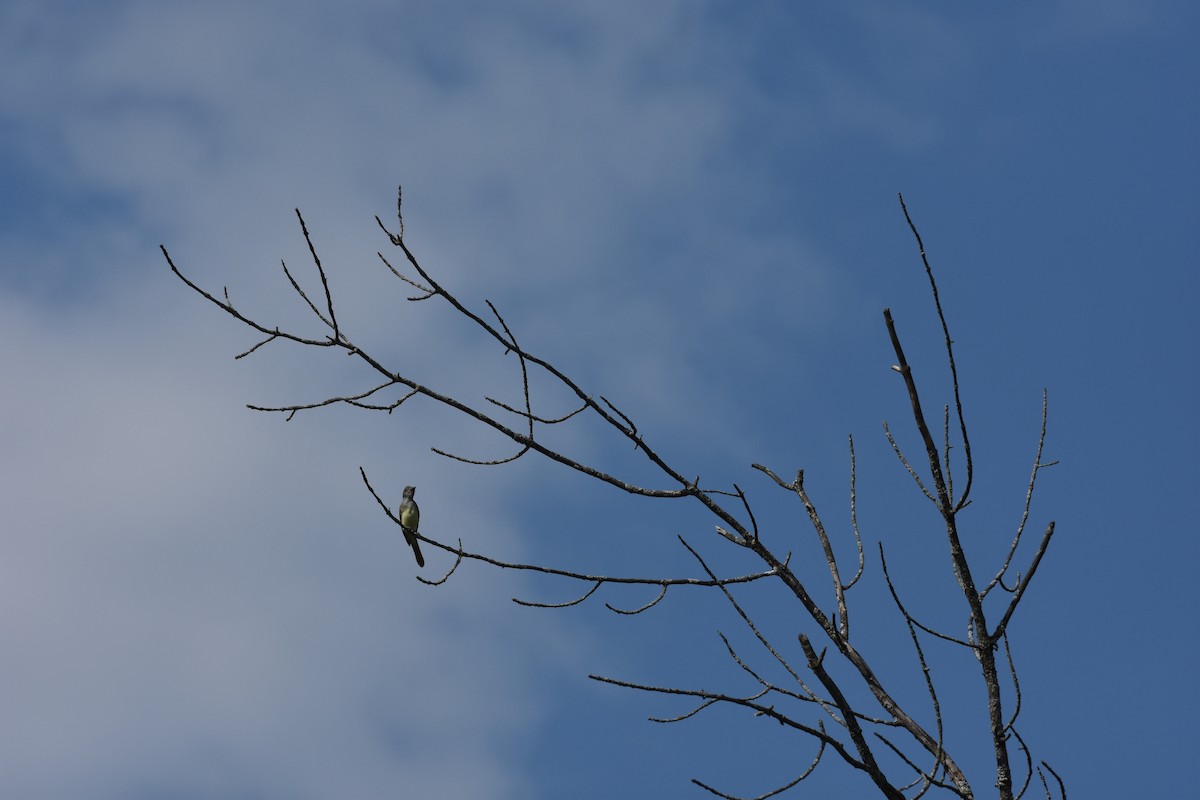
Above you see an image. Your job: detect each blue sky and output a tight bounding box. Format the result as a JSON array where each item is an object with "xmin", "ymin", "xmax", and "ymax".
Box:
[{"xmin": 1, "ymin": 1, "xmax": 1196, "ymax": 797}]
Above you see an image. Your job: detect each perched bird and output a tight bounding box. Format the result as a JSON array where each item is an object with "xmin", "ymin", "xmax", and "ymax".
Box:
[{"xmin": 399, "ymin": 485, "xmax": 425, "ymax": 567}]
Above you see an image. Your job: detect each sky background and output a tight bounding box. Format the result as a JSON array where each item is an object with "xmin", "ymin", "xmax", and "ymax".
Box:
[{"xmin": 1, "ymin": 1, "xmax": 1197, "ymax": 798}]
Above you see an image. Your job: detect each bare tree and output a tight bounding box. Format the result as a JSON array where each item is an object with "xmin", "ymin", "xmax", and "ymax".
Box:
[{"xmin": 162, "ymin": 191, "xmax": 1063, "ymax": 799}]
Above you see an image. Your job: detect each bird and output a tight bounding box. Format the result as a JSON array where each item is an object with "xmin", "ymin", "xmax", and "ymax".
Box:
[{"xmin": 399, "ymin": 485, "xmax": 425, "ymax": 567}]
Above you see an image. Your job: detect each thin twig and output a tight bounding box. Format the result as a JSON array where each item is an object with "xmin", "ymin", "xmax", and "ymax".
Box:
[
  {"xmin": 295, "ymin": 209, "xmax": 340, "ymax": 339},
  {"xmin": 879, "ymin": 544, "xmax": 975, "ymax": 648},
  {"xmin": 1010, "ymin": 725, "xmax": 1034, "ymax": 800},
  {"xmin": 883, "ymin": 422, "xmax": 937, "ymax": 504},
  {"xmin": 983, "ymin": 390, "xmax": 1058, "ymax": 600},
  {"xmin": 898, "ymin": 193, "xmax": 973, "ymax": 509},
  {"xmin": 279, "ymin": 258, "xmax": 333, "ymax": 329},
  {"xmin": 1041, "ymin": 761, "xmax": 1066, "ymax": 800},
  {"xmin": 845, "ymin": 435, "xmax": 866, "ymax": 589},
  {"xmin": 692, "ymin": 736, "xmax": 825, "ymax": 800},
  {"xmin": 588, "ymin": 673, "xmax": 863, "ymax": 768},
  {"xmin": 606, "ymin": 584, "xmax": 669, "ymax": 615}
]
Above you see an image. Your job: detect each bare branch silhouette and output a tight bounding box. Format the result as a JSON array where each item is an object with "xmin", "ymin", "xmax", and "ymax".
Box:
[{"xmin": 165, "ymin": 188, "xmax": 1064, "ymax": 799}]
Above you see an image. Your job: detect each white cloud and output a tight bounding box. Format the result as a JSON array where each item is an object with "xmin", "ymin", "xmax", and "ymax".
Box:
[{"xmin": 0, "ymin": 266, "xmax": 582, "ymax": 796}]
